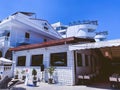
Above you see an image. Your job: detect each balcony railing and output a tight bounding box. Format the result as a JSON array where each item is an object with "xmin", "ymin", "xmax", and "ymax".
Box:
[
  {"xmin": 0, "ymin": 66, "xmax": 13, "ymax": 79},
  {"xmin": 0, "ymin": 36, "xmax": 10, "ymax": 47},
  {"xmin": 0, "ymin": 66, "xmax": 12, "ymax": 73}
]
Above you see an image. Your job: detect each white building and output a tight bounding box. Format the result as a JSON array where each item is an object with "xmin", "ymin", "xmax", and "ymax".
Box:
[
  {"xmin": 10, "ymin": 37, "xmax": 102, "ymax": 85},
  {"xmin": 52, "ymin": 21, "xmax": 108, "ymax": 41},
  {"xmin": 10, "ymin": 37, "xmax": 120, "ymax": 85},
  {"xmin": 0, "ymin": 12, "xmax": 61, "ymax": 58}
]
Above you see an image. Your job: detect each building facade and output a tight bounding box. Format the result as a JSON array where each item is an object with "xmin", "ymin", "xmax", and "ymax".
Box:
[
  {"xmin": 0, "ymin": 12, "xmax": 61, "ymax": 58},
  {"xmin": 10, "ymin": 37, "xmax": 102, "ymax": 85},
  {"xmin": 11, "ymin": 37, "xmax": 120, "ymax": 86},
  {"xmin": 52, "ymin": 21, "xmax": 108, "ymax": 42}
]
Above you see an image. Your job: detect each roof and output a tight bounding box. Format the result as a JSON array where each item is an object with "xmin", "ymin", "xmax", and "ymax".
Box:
[
  {"xmin": 12, "ymin": 11, "xmax": 35, "ymax": 16},
  {"xmin": 0, "ymin": 57, "xmax": 13, "ymax": 64},
  {"xmin": 9, "ymin": 37, "xmax": 95, "ymax": 51},
  {"xmin": 69, "ymin": 39, "xmax": 120, "ymax": 50}
]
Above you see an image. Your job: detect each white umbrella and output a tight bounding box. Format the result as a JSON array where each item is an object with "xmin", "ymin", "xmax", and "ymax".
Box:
[{"xmin": 0, "ymin": 57, "xmax": 13, "ymax": 64}]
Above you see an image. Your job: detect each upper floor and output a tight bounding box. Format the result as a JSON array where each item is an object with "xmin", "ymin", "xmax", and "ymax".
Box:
[
  {"xmin": 0, "ymin": 12, "xmax": 62, "ymax": 48},
  {"xmin": 52, "ymin": 21, "xmax": 108, "ymax": 41}
]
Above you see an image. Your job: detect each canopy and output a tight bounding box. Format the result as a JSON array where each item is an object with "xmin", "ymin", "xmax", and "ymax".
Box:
[
  {"xmin": 0, "ymin": 57, "xmax": 13, "ymax": 64},
  {"xmin": 69, "ymin": 39, "xmax": 120, "ymax": 50}
]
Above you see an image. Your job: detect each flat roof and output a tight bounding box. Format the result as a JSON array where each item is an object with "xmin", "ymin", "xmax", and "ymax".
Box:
[
  {"xmin": 9, "ymin": 37, "xmax": 94, "ymax": 51},
  {"xmin": 69, "ymin": 39, "xmax": 120, "ymax": 50}
]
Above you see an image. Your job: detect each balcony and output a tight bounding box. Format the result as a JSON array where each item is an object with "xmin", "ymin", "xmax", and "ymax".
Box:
[
  {"xmin": 17, "ymin": 38, "xmax": 30, "ymax": 46},
  {"xmin": 0, "ymin": 36, "xmax": 10, "ymax": 47}
]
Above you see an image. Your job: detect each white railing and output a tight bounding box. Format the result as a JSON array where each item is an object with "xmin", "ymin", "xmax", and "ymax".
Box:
[
  {"xmin": 4, "ymin": 66, "xmax": 12, "ymax": 71},
  {"xmin": 0, "ymin": 66, "xmax": 12, "ymax": 72},
  {"xmin": 0, "ymin": 66, "xmax": 13, "ymax": 79},
  {"xmin": 0, "ymin": 36, "xmax": 10, "ymax": 47}
]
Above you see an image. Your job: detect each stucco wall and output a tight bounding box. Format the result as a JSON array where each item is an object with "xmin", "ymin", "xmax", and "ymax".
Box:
[
  {"xmin": 10, "ymin": 26, "xmax": 53, "ymax": 47},
  {"xmin": 13, "ymin": 45, "xmax": 75, "ymax": 85}
]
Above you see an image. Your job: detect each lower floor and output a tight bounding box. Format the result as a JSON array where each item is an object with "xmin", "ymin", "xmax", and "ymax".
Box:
[
  {"xmin": 11, "ymin": 43, "xmax": 120, "ymax": 86},
  {"xmin": 13, "ymin": 45, "xmax": 104, "ymax": 85},
  {"xmin": 15, "ymin": 82, "xmax": 112, "ymax": 90}
]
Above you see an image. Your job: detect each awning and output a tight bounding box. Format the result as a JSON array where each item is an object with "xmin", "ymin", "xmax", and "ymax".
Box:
[
  {"xmin": 0, "ymin": 57, "xmax": 13, "ymax": 64},
  {"xmin": 69, "ymin": 39, "xmax": 120, "ymax": 50}
]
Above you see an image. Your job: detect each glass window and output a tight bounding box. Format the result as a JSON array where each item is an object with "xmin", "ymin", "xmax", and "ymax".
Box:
[
  {"xmin": 44, "ymin": 26, "xmax": 48, "ymax": 30},
  {"xmin": 44, "ymin": 39, "xmax": 47, "ymax": 42},
  {"xmin": 7, "ymin": 32, "xmax": 10, "ymax": 37},
  {"xmin": 50, "ymin": 52, "xmax": 67, "ymax": 66},
  {"xmin": 60, "ymin": 32, "xmax": 66, "ymax": 35},
  {"xmin": 77, "ymin": 53, "xmax": 82, "ymax": 66},
  {"xmin": 25, "ymin": 32, "xmax": 30, "ymax": 38},
  {"xmin": 88, "ymin": 29, "xmax": 94, "ymax": 32},
  {"xmin": 31, "ymin": 54, "xmax": 43, "ymax": 66},
  {"xmin": 17, "ymin": 56, "xmax": 26, "ymax": 66},
  {"xmin": 85, "ymin": 55, "xmax": 89, "ymax": 66}
]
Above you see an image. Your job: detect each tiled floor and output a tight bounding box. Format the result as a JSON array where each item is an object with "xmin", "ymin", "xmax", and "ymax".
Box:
[{"xmin": 14, "ymin": 82, "xmax": 112, "ymax": 90}]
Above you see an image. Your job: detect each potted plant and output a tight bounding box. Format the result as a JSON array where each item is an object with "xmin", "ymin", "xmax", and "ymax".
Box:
[
  {"xmin": 32, "ymin": 68, "xmax": 37, "ymax": 86},
  {"xmin": 48, "ymin": 66, "xmax": 55, "ymax": 84},
  {"xmin": 21, "ymin": 70, "xmax": 26, "ymax": 80},
  {"xmin": 15, "ymin": 70, "xmax": 19, "ymax": 79}
]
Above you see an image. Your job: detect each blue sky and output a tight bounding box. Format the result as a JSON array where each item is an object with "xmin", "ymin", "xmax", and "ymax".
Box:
[{"xmin": 0, "ymin": 0, "xmax": 120, "ymax": 40}]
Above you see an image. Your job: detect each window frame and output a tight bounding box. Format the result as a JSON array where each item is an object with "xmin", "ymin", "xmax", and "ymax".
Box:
[
  {"xmin": 50, "ymin": 52, "xmax": 67, "ymax": 66},
  {"xmin": 17, "ymin": 56, "xmax": 26, "ymax": 66},
  {"xmin": 31, "ymin": 54, "xmax": 43, "ymax": 66},
  {"xmin": 25, "ymin": 32, "xmax": 30, "ymax": 39}
]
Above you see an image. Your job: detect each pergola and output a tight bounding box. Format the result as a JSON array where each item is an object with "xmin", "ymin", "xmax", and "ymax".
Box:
[{"xmin": 69, "ymin": 39, "xmax": 120, "ymax": 60}]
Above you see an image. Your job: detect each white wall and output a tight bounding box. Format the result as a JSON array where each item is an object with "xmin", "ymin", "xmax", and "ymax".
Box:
[
  {"xmin": 66, "ymin": 24, "xmax": 97, "ymax": 38},
  {"xmin": 14, "ymin": 13, "xmax": 61, "ymax": 39},
  {"xmin": 13, "ymin": 45, "xmax": 75, "ymax": 85},
  {"xmin": 10, "ymin": 26, "xmax": 53, "ymax": 47}
]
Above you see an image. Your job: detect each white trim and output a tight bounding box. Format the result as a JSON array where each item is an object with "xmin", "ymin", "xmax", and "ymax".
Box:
[{"xmin": 69, "ymin": 39, "xmax": 120, "ymax": 50}]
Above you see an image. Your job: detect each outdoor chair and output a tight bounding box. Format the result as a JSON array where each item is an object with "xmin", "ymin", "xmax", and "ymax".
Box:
[
  {"xmin": 0, "ymin": 76, "xmax": 12, "ymax": 89},
  {"xmin": 109, "ymin": 73, "xmax": 119, "ymax": 88},
  {"xmin": 8, "ymin": 79, "xmax": 19, "ymax": 90}
]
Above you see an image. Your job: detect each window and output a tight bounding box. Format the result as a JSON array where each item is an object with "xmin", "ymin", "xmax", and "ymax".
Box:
[
  {"xmin": 7, "ymin": 32, "xmax": 10, "ymax": 37},
  {"xmin": 25, "ymin": 32, "xmax": 30, "ymax": 38},
  {"xmin": 17, "ymin": 56, "xmax": 26, "ymax": 66},
  {"xmin": 31, "ymin": 54, "xmax": 43, "ymax": 66},
  {"xmin": 60, "ymin": 32, "xmax": 66, "ymax": 35},
  {"xmin": 44, "ymin": 23, "xmax": 47, "ymax": 25},
  {"xmin": 88, "ymin": 29, "xmax": 94, "ymax": 32},
  {"xmin": 56, "ymin": 26, "xmax": 67, "ymax": 30},
  {"xmin": 44, "ymin": 39, "xmax": 47, "ymax": 42},
  {"xmin": 85, "ymin": 55, "xmax": 89, "ymax": 66},
  {"xmin": 44, "ymin": 26, "xmax": 48, "ymax": 30},
  {"xmin": 77, "ymin": 53, "xmax": 82, "ymax": 66},
  {"xmin": 50, "ymin": 52, "xmax": 67, "ymax": 66}
]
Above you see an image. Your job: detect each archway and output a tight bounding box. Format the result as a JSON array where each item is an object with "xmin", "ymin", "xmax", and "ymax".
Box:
[{"xmin": 5, "ymin": 50, "xmax": 12, "ymax": 60}]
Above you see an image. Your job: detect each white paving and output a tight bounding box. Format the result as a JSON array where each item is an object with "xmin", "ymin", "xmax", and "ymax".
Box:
[{"xmin": 15, "ymin": 82, "xmax": 110, "ymax": 90}]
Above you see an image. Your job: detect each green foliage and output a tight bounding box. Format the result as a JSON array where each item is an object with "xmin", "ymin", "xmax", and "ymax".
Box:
[
  {"xmin": 32, "ymin": 68, "xmax": 37, "ymax": 76},
  {"xmin": 21, "ymin": 70, "xmax": 25, "ymax": 74},
  {"xmin": 48, "ymin": 66, "xmax": 55, "ymax": 77},
  {"xmin": 16, "ymin": 70, "xmax": 19, "ymax": 75}
]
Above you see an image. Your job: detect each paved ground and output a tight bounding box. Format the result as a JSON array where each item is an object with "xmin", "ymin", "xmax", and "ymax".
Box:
[{"xmin": 14, "ymin": 82, "xmax": 113, "ymax": 90}]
